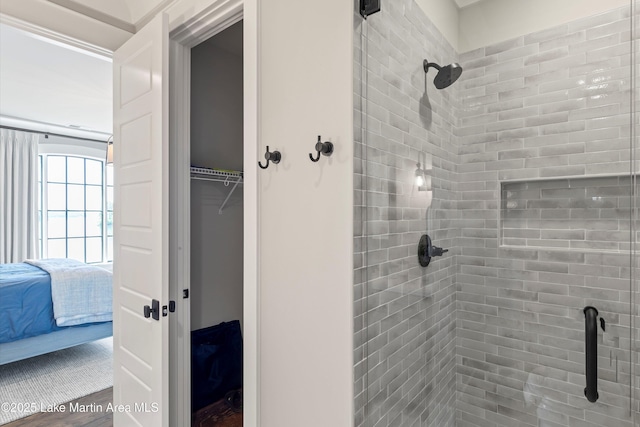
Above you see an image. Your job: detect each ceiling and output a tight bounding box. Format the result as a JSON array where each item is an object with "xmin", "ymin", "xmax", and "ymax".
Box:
[
  {"xmin": 452, "ymin": 0, "xmax": 484, "ymax": 8},
  {"xmin": 45, "ymin": 0, "xmax": 484, "ymax": 34},
  {"xmin": 0, "ymin": 0, "xmax": 231, "ymax": 138},
  {"xmin": 0, "ymin": 22, "xmax": 112, "ymax": 134},
  {"xmin": 46, "ymin": 0, "xmax": 174, "ymax": 33}
]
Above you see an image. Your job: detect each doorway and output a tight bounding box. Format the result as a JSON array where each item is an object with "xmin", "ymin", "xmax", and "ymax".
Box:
[
  {"xmin": 168, "ymin": 3, "xmax": 257, "ymax": 425},
  {"xmin": 189, "ymin": 20, "xmax": 244, "ymax": 426}
]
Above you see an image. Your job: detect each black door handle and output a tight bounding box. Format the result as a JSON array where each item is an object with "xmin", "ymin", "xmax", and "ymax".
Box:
[
  {"xmin": 584, "ymin": 306, "xmax": 599, "ymax": 402},
  {"xmin": 143, "ymin": 299, "xmax": 160, "ymax": 321}
]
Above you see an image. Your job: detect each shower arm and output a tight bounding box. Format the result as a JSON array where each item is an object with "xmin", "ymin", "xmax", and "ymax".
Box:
[
  {"xmin": 423, "ymin": 60, "xmax": 442, "ymax": 72},
  {"xmin": 424, "ymin": 62, "xmax": 441, "ymax": 70}
]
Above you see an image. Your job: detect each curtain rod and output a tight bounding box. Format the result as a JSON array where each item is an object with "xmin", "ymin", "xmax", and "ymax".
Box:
[{"xmin": 0, "ymin": 125, "xmax": 110, "ymax": 143}]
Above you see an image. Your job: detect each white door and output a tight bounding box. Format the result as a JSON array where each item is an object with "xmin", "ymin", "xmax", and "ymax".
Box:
[{"xmin": 113, "ymin": 13, "xmax": 169, "ymax": 427}]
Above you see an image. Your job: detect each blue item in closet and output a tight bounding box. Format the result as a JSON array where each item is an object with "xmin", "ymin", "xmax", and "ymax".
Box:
[{"xmin": 191, "ymin": 320, "xmax": 243, "ymax": 412}]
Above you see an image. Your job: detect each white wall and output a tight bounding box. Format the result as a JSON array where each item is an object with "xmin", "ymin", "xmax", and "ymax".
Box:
[
  {"xmin": 191, "ymin": 25, "xmax": 243, "ymax": 171},
  {"xmin": 414, "ymin": 0, "xmax": 460, "ymax": 51},
  {"xmin": 190, "ymin": 181, "xmax": 243, "ymax": 330},
  {"xmin": 189, "ymin": 22, "xmax": 244, "ymax": 331},
  {"xmin": 258, "ymin": 0, "xmax": 354, "ymax": 425},
  {"xmin": 458, "ymin": 0, "xmax": 629, "ymax": 52}
]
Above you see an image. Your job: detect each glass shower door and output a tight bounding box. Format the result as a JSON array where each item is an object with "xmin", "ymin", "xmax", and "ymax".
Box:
[
  {"xmin": 355, "ymin": 1, "xmax": 459, "ymax": 425},
  {"xmin": 355, "ymin": 0, "xmax": 639, "ymax": 426}
]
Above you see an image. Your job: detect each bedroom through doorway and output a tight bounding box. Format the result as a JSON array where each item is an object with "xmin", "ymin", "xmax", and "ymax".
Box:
[{"xmin": 0, "ymin": 17, "xmax": 115, "ymax": 426}]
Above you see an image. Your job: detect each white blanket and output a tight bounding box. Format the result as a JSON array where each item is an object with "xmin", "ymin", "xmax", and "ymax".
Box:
[{"xmin": 25, "ymin": 258, "xmax": 113, "ymax": 327}]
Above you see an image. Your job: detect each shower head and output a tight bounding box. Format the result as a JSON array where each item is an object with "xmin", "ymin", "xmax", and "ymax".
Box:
[{"xmin": 423, "ymin": 59, "xmax": 463, "ymax": 89}]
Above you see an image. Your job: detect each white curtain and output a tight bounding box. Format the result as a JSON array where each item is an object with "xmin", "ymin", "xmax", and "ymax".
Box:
[{"xmin": 0, "ymin": 129, "xmax": 40, "ymax": 263}]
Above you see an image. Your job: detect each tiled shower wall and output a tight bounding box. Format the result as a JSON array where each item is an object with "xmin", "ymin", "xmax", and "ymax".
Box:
[
  {"xmin": 455, "ymin": 6, "xmax": 636, "ymax": 427},
  {"xmin": 354, "ymin": 0, "xmax": 459, "ymax": 425},
  {"xmin": 355, "ymin": 2, "xmax": 640, "ymax": 427}
]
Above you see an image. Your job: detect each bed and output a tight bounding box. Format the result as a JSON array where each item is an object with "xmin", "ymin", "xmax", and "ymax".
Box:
[{"xmin": 0, "ymin": 260, "xmax": 113, "ymax": 365}]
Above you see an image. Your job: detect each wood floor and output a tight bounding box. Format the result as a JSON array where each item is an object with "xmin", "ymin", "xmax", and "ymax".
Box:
[
  {"xmin": 3, "ymin": 387, "xmax": 113, "ymax": 427},
  {"xmin": 3, "ymin": 388, "xmax": 242, "ymax": 426}
]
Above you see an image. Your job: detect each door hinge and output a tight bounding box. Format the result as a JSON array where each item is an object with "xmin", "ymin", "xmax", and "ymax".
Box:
[
  {"xmin": 183, "ymin": 289, "xmax": 189, "ymax": 298},
  {"xmin": 144, "ymin": 299, "xmax": 160, "ymax": 321}
]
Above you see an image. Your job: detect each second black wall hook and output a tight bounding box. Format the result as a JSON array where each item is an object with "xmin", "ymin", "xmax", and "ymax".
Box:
[
  {"xmin": 259, "ymin": 146, "xmax": 281, "ymax": 169},
  {"xmin": 309, "ymin": 135, "xmax": 334, "ymax": 162}
]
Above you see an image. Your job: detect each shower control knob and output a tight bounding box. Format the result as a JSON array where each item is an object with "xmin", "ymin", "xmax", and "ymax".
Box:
[
  {"xmin": 430, "ymin": 246, "xmax": 448, "ymax": 257},
  {"xmin": 418, "ymin": 234, "xmax": 448, "ymax": 267}
]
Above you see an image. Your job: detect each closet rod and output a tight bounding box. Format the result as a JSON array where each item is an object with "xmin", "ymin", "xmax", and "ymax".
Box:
[{"xmin": 0, "ymin": 125, "xmax": 109, "ymax": 143}]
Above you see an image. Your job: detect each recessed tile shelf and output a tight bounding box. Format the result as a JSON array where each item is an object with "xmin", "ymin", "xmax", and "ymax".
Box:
[{"xmin": 500, "ymin": 175, "xmax": 634, "ymax": 253}]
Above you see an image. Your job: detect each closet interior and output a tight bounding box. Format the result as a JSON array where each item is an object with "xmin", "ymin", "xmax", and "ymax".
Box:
[{"xmin": 189, "ymin": 20, "xmax": 244, "ymax": 426}]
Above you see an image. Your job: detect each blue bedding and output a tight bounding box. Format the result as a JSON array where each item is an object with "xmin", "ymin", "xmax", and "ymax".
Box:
[
  {"xmin": 25, "ymin": 258, "xmax": 113, "ymax": 327},
  {"xmin": 0, "ymin": 263, "xmax": 61, "ymax": 344}
]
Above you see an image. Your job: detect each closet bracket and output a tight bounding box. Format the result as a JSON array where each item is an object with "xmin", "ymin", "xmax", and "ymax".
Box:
[
  {"xmin": 190, "ymin": 167, "xmax": 244, "ymax": 214},
  {"xmin": 219, "ymin": 176, "xmax": 242, "ymax": 214}
]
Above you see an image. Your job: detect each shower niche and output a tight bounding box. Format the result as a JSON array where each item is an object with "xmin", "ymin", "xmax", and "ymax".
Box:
[{"xmin": 500, "ymin": 176, "xmax": 632, "ymax": 252}]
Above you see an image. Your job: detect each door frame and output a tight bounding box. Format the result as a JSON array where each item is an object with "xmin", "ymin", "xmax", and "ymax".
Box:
[{"xmin": 168, "ymin": 0, "xmax": 259, "ymax": 426}]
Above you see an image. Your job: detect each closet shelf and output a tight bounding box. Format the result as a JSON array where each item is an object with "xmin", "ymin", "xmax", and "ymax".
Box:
[{"xmin": 190, "ymin": 167, "xmax": 243, "ymax": 214}]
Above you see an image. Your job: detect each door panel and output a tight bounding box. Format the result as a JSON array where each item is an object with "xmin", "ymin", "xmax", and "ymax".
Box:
[
  {"xmin": 120, "ymin": 114, "xmax": 153, "ymax": 165},
  {"xmin": 113, "ymin": 13, "xmax": 169, "ymax": 427}
]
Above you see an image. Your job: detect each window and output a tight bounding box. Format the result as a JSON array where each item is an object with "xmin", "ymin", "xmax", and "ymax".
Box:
[
  {"xmin": 106, "ymin": 165, "xmax": 113, "ymax": 261},
  {"xmin": 38, "ymin": 154, "xmax": 113, "ymax": 264}
]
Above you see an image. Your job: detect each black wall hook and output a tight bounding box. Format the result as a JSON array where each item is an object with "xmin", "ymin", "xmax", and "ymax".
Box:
[
  {"xmin": 259, "ymin": 146, "xmax": 281, "ymax": 169},
  {"xmin": 309, "ymin": 135, "xmax": 334, "ymax": 162}
]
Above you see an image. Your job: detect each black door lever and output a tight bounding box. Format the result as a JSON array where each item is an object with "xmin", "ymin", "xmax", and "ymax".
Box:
[
  {"xmin": 584, "ymin": 306, "xmax": 599, "ymax": 402},
  {"xmin": 143, "ymin": 299, "xmax": 160, "ymax": 321}
]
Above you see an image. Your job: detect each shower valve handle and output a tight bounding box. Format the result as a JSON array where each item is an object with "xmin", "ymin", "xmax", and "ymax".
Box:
[
  {"xmin": 418, "ymin": 234, "xmax": 448, "ymax": 267},
  {"xmin": 430, "ymin": 246, "xmax": 448, "ymax": 257}
]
